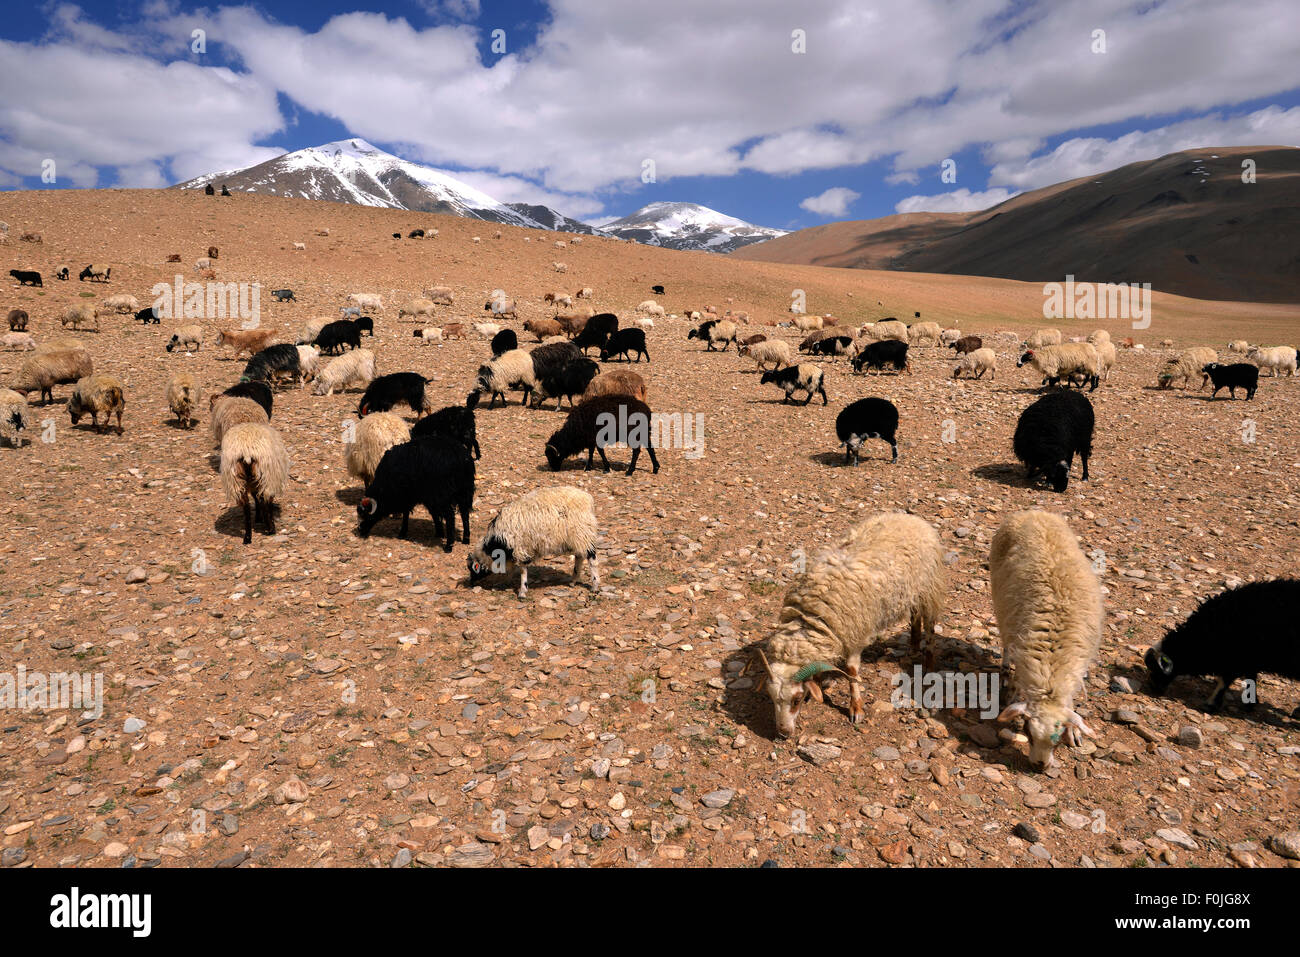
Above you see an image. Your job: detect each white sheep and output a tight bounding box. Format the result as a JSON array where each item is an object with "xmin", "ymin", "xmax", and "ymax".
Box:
[
  {"xmin": 740, "ymin": 338, "xmax": 793, "ymax": 370},
  {"xmin": 554, "ymin": 240, "xmax": 567, "ymax": 249},
  {"xmin": 345, "ymin": 411, "xmax": 410, "ymax": 486},
  {"xmin": 475, "ymin": 322, "xmax": 502, "ymax": 339},
  {"xmin": 474, "ymin": 349, "xmax": 536, "ymax": 407},
  {"xmin": 1, "ymin": 332, "xmax": 35, "ymax": 351},
  {"xmin": 292, "ymin": 242, "xmax": 306, "ymax": 251},
  {"xmin": 102, "ymin": 294, "xmax": 140, "ymax": 314},
  {"xmin": 991, "ymin": 510, "xmax": 1103, "ymax": 769},
  {"xmin": 295, "ymin": 345, "xmax": 322, "ymax": 384},
  {"xmin": 939, "ymin": 328, "xmax": 962, "ymax": 345},
  {"xmin": 1017, "ymin": 342, "xmax": 1100, "ymax": 389},
  {"xmin": 414, "ymin": 327, "xmax": 443, "ymax": 343},
  {"xmin": 872, "ymin": 319, "xmax": 908, "ymax": 342},
  {"xmin": 166, "ymin": 372, "xmax": 199, "ymax": 428},
  {"xmin": 575, "ymin": 287, "xmax": 593, "ymax": 299},
  {"xmin": 552, "ymin": 261, "xmax": 567, "ymax": 273},
  {"xmin": 312, "ymin": 348, "xmax": 376, "ymax": 396},
  {"xmin": 0, "ymin": 388, "xmax": 32, "ymax": 448},
  {"xmin": 220, "ymin": 422, "xmax": 290, "ymax": 544},
  {"xmin": 466, "ymin": 486, "xmax": 600, "ymax": 598},
  {"xmin": 1227, "ymin": 339, "xmax": 1250, "ymax": 353},
  {"xmin": 1248, "ymin": 345, "xmax": 1298, "ymax": 377},
  {"xmin": 627, "ymin": 316, "xmax": 655, "ymax": 331},
  {"xmin": 1086, "ymin": 329, "xmax": 1111, "ymax": 345},
  {"xmin": 425, "ymin": 286, "xmax": 455, "ymax": 305},
  {"xmin": 1094, "ymin": 339, "xmax": 1117, "ymax": 381},
  {"xmin": 908, "ymin": 321, "xmax": 942, "ymax": 346},
  {"xmin": 792, "ymin": 315, "xmax": 823, "ymax": 333},
  {"xmin": 1025, "ymin": 328, "xmax": 1063, "ymax": 348},
  {"xmin": 1157, "ymin": 347, "xmax": 1217, "ymax": 388},
  {"xmin": 296, "ymin": 317, "xmax": 333, "ymax": 345},
  {"xmin": 398, "ymin": 298, "xmax": 438, "ymax": 320},
  {"xmin": 166, "ymin": 325, "xmax": 204, "ymax": 353},
  {"xmin": 759, "ymin": 512, "xmax": 946, "ymax": 736},
  {"xmin": 952, "ymin": 347, "xmax": 996, "ymax": 380},
  {"xmin": 346, "ymin": 292, "xmax": 384, "ymax": 313}
]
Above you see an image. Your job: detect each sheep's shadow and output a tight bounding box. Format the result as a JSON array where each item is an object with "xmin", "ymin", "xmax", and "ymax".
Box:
[
  {"xmin": 808, "ymin": 449, "xmax": 897, "ymax": 467},
  {"xmin": 353, "ymin": 515, "xmax": 467, "ymax": 548},
  {"xmin": 162, "ymin": 418, "xmax": 199, "ymax": 431},
  {"xmin": 971, "ymin": 462, "xmax": 1032, "ymax": 488},
  {"xmin": 1134, "ymin": 670, "xmax": 1300, "ymax": 727},
  {"xmin": 205, "ymin": 451, "xmax": 221, "ymax": 473},
  {"xmin": 1172, "ymin": 392, "xmax": 1249, "ymax": 402},
  {"xmin": 212, "ymin": 503, "xmax": 281, "ymax": 541},
  {"xmin": 460, "ymin": 563, "xmax": 591, "ymax": 596},
  {"xmin": 334, "ymin": 486, "xmax": 363, "ymax": 507}
]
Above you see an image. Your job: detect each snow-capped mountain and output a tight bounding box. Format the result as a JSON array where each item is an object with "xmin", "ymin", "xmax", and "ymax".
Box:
[
  {"xmin": 600, "ymin": 201, "xmax": 787, "ymax": 252},
  {"xmin": 506, "ymin": 203, "xmax": 607, "ymax": 236}
]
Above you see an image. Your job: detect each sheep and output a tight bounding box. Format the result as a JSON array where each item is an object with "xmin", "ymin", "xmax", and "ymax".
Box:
[
  {"xmin": 19, "ymin": 232, "xmax": 42, "ymax": 244},
  {"xmin": 36, "ymin": 337, "xmax": 85, "ymax": 354},
  {"xmin": 442, "ymin": 322, "xmax": 467, "ymax": 340},
  {"xmin": 940, "ymin": 328, "xmax": 963, "ymax": 345},
  {"xmin": 952, "ymin": 347, "xmax": 997, "ymax": 381},
  {"xmin": 60, "ymin": 304, "xmax": 100, "ymax": 332},
  {"xmin": 294, "ymin": 345, "xmax": 323, "ymax": 384},
  {"xmin": 242, "ymin": 344, "xmax": 303, "ymax": 386},
  {"xmin": 101, "ymin": 295, "xmax": 138, "ymax": 315},
  {"xmin": 399, "ymin": 298, "xmax": 438, "ymax": 321},
  {"xmin": 317, "ymin": 229, "xmax": 330, "ymax": 237},
  {"xmin": 345, "ymin": 411, "xmax": 412, "ymax": 486},
  {"xmin": 688, "ymin": 319, "xmax": 738, "ymax": 352},
  {"xmin": 270, "ymin": 289, "xmax": 295, "ymax": 302},
  {"xmin": 1157, "ymin": 347, "xmax": 1218, "ymax": 389},
  {"xmin": 635, "ymin": 300, "xmax": 664, "ymax": 316},
  {"xmin": 467, "ymin": 486, "xmax": 600, "ymax": 598},
  {"xmin": 552, "ymin": 262, "xmax": 568, "ymax": 273},
  {"xmin": 220, "ymin": 422, "xmax": 290, "ymax": 544},
  {"xmin": 740, "ymin": 333, "xmax": 767, "ymax": 348},
  {"xmin": 413, "ymin": 326, "xmax": 443, "ymax": 343},
  {"xmin": 193, "ymin": 258, "xmax": 211, "ymax": 273},
  {"xmin": 357, "ymin": 372, "xmax": 431, "ymax": 417},
  {"xmin": 1, "ymin": 333, "xmax": 35, "ymax": 351},
  {"xmin": 599, "ymin": 328, "xmax": 649, "ymax": 363},
  {"xmin": 425, "ymin": 286, "xmax": 455, "ymax": 305},
  {"xmin": 575, "ymin": 287, "xmax": 593, "ymax": 300},
  {"xmin": 1227, "ymin": 339, "xmax": 1250, "ymax": 353},
  {"xmin": 949, "ymin": 335, "xmax": 983, "ymax": 355},
  {"xmin": 991, "ymin": 510, "xmax": 1103, "ymax": 769},
  {"xmin": 724, "ymin": 310, "xmax": 750, "ymax": 324},
  {"xmin": 583, "ymin": 370, "xmax": 648, "ymax": 404},
  {"xmin": 1144, "ymin": 579, "xmax": 1300, "ymax": 714},
  {"xmin": 347, "ymin": 293, "xmax": 384, "ymax": 313},
  {"xmin": 573, "ymin": 313, "xmax": 619, "ymax": 355},
  {"xmin": 627, "ymin": 316, "xmax": 654, "ymax": 331},
  {"xmin": 134, "ymin": 306, "xmax": 161, "ymax": 324},
  {"xmin": 809, "ymin": 335, "xmax": 853, "ymax": 357},
  {"xmin": 798, "ymin": 329, "xmax": 838, "ymax": 352},
  {"xmin": 1248, "ymin": 345, "xmax": 1298, "ymax": 377},
  {"xmin": 411, "ymin": 397, "xmax": 481, "ymax": 459},
  {"xmin": 1025, "ymin": 328, "xmax": 1063, "ymax": 348},
  {"xmin": 1203, "ymin": 362, "xmax": 1259, "ymax": 400},
  {"xmin": 525, "ymin": 318, "xmax": 564, "ymax": 341},
  {"xmin": 356, "ymin": 435, "xmax": 475, "ymax": 550},
  {"xmin": 215, "ymin": 328, "xmax": 276, "ymax": 359},
  {"xmin": 68, "ymin": 374, "xmax": 126, "ymax": 434},
  {"xmin": 166, "ymin": 325, "xmax": 204, "ymax": 353},
  {"xmin": 836, "ymin": 398, "xmax": 898, "ymax": 465},
  {"xmin": 166, "ymin": 372, "xmax": 200, "ymax": 428},
  {"xmin": 531, "ymin": 357, "xmax": 600, "ymax": 411},
  {"xmin": 543, "ymin": 394, "xmax": 660, "ymax": 475},
  {"xmin": 220, "ymin": 381, "xmax": 273, "ymax": 418},
  {"xmin": 314, "ymin": 320, "xmax": 361, "ymax": 355},
  {"xmin": 7, "ymin": 348, "xmax": 93, "ymax": 404},
  {"xmin": 543, "ymin": 292, "xmax": 573, "ymax": 310},
  {"xmin": 1013, "ymin": 390, "xmax": 1094, "ymax": 492},
  {"xmin": 760, "ymin": 363, "xmax": 827, "ymax": 405},
  {"xmin": 210, "ymin": 396, "xmax": 268, "ymax": 446},
  {"xmin": 1160, "ymin": 338, "xmax": 1175, "ymax": 348},
  {"xmin": 556, "ymin": 314, "xmax": 589, "ymax": 338},
  {"xmin": 851, "ymin": 339, "xmax": 910, "ymax": 375},
  {"xmin": 474, "ymin": 322, "xmax": 502, "ymax": 341},
  {"xmin": 483, "ymin": 298, "xmax": 517, "ymax": 320},
  {"xmin": 1119, "ymin": 337, "xmax": 1136, "ymax": 348},
  {"xmin": 741, "ymin": 339, "xmax": 793, "ymax": 371},
  {"xmin": 908, "ymin": 321, "xmax": 942, "ymax": 346},
  {"xmin": 166, "ymin": 253, "xmax": 182, "ymax": 262},
  {"xmin": 1016, "ymin": 343, "xmax": 1100, "ymax": 390},
  {"xmin": 78, "ymin": 264, "xmax": 111, "ymax": 282},
  {"xmin": 7, "ymin": 309, "xmax": 28, "ymax": 331},
  {"xmin": 296, "ymin": 317, "xmax": 333, "ymax": 345},
  {"xmin": 872, "ymin": 319, "xmax": 908, "ymax": 342},
  {"xmin": 758, "ymin": 512, "xmax": 946, "ymax": 736},
  {"xmin": 0, "ymin": 388, "xmax": 32, "ymax": 448},
  {"xmin": 1085, "ymin": 329, "xmax": 1111, "ymax": 345},
  {"xmin": 792, "ymin": 315, "xmax": 823, "ymax": 333},
  {"xmin": 408, "ymin": 229, "xmax": 425, "ymax": 239}
]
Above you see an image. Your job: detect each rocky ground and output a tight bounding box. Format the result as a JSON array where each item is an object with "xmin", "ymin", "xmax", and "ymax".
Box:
[{"xmin": 1, "ymin": 189, "xmax": 1298, "ymax": 869}]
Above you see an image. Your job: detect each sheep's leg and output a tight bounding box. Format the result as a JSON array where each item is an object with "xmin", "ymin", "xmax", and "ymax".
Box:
[
  {"xmin": 399, "ymin": 510, "xmax": 410, "ymax": 539},
  {"xmin": 516, "ymin": 563, "xmax": 529, "ymax": 599},
  {"xmin": 597, "ymin": 446, "xmax": 612, "ymax": 472},
  {"xmin": 263, "ymin": 498, "xmax": 276, "ymax": 536},
  {"xmin": 442, "ymin": 506, "xmax": 455, "ymax": 553},
  {"xmin": 627, "ymin": 447, "xmax": 640, "ymax": 475},
  {"xmin": 584, "ymin": 446, "xmax": 595, "ymax": 471},
  {"xmin": 1203, "ymin": 677, "xmax": 1227, "ymax": 712},
  {"xmin": 889, "ymin": 440, "xmax": 898, "ymax": 463},
  {"xmin": 845, "ymin": 653, "xmax": 864, "ymax": 725},
  {"xmin": 645, "ymin": 444, "xmax": 660, "ymax": 474},
  {"xmin": 459, "ymin": 498, "xmax": 471, "ymax": 544},
  {"xmin": 241, "ymin": 499, "xmax": 253, "ymax": 545}
]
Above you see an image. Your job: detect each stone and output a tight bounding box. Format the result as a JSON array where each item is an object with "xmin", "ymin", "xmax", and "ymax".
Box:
[
  {"xmin": 1156, "ymin": 828, "xmax": 1199, "ymax": 851},
  {"xmin": 797, "ymin": 741, "xmax": 841, "ymax": 766},
  {"xmin": 123, "ymin": 717, "xmax": 146, "ymax": 734},
  {"xmin": 700, "ymin": 788, "xmax": 734, "ymax": 809},
  {"xmin": 1176, "ymin": 726, "xmax": 1204, "ymax": 749},
  {"xmin": 1267, "ymin": 831, "xmax": 1300, "ymax": 861},
  {"xmin": 125, "ymin": 567, "xmax": 147, "ymax": 584},
  {"xmin": 1013, "ymin": 822, "xmax": 1041, "ymax": 843}
]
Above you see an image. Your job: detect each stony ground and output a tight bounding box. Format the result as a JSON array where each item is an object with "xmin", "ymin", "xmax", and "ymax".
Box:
[{"xmin": 1, "ymin": 190, "xmax": 1298, "ymax": 869}]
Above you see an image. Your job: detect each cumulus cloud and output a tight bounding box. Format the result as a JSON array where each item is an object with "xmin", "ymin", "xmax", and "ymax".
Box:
[
  {"xmin": 894, "ymin": 187, "xmax": 1018, "ymax": 214},
  {"xmin": 799, "ymin": 186, "xmax": 860, "ymax": 217}
]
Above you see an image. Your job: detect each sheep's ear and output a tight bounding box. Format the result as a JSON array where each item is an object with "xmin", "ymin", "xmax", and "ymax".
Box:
[
  {"xmin": 1068, "ymin": 711, "xmax": 1097, "ymax": 738},
  {"xmin": 804, "ymin": 680, "xmax": 824, "ymax": 703},
  {"xmin": 997, "ymin": 702, "xmax": 1028, "ymax": 722},
  {"xmin": 755, "ymin": 648, "xmax": 772, "ymax": 676}
]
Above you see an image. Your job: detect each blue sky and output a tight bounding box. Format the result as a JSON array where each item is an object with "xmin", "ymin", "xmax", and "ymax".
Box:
[{"xmin": 1, "ymin": 0, "xmax": 1298, "ymax": 229}]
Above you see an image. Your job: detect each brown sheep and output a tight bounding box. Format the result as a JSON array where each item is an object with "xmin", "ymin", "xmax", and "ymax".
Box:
[
  {"xmin": 215, "ymin": 328, "xmax": 277, "ymax": 359},
  {"xmin": 949, "ymin": 335, "xmax": 983, "ymax": 355},
  {"xmin": 524, "ymin": 318, "xmax": 564, "ymax": 341},
  {"xmin": 7, "ymin": 309, "xmax": 28, "ymax": 331},
  {"xmin": 207, "ymin": 246, "xmax": 219, "ymax": 260},
  {"xmin": 8, "ymin": 348, "xmax": 94, "ymax": 404},
  {"xmin": 68, "ymin": 374, "xmax": 126, "ymax": 434},
  {"xmin": 582, "ymin": 370, "xmax": 648, "ymax": 404}
]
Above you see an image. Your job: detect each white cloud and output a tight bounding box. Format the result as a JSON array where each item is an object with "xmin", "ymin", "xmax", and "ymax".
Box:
[
  {"xmin": 894, "ymin": 187, "xmax": 1018, "ymax": 214},
  {"xmin": 799, "ymin": 186, "xmax": 860, "ymax": 217}
]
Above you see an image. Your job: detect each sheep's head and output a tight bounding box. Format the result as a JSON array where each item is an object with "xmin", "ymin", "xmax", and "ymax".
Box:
[
  {"xmin": 1144, "ymin": 646, "xmax": 1176, "ymax": 694},
  {"xmin": 1047, "ymin": 460, "xmax": 1071, "ymax": 493},
  {"xmin": 543, "ymin": 443, "xmax": 563, "ymax": 471},
  {"xmin": 998, "ymin": 700, "xmax": 1095, "ymax": 769},
  {"xmin": 355, "ymin": 496, "xmax": 380, "ymax": 536},
  {"xmin": 67, "ymin": 395, "xmax": 84, "ymax": 425},
  {"xmin": 1016, "ymin": 350, "xmax": 1034, "ymax": 367},
  {"xmin": 758, "ymin": 649, "xmax": 843, "ymax": 738}
]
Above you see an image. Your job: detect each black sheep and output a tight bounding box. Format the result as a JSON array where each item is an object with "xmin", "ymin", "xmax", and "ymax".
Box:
[
  {"xmin": 852, "ymin": 339, "xmax": 910, "ymax": 374},
  {"xmin": 393, "ymin": 232, "xmax": 402, "ymax": 240},
  {"xmin": 811, "ymin": 335, "xmax": 852, "ymax": 357},
  {"xmin": 1012, "ymin": 389, "xmax": 1094, "ymax": 492},
  {"xmin": 241, "ymin": 344, "xmax": 301, "ymax": 386},
  {"xmin": 1145, "ymin": 579, "xmax": 1300, "ymax": 714},
  {"xmin": 599, "ymin": 328, "xmax": 649, "ymax": 363},
  {"xmin": 357, "ymin": 435, "xmax": 475, "ymax": 551},
  {"xmin": 651, "ymin": 285, "xmax": 665, "ymax": 295},
  {"xmin": 10, "ymin": 269, "xmax": 42, "ymax": 287},
  {"xmin": 271, "ymin": 289, "xmax": 295, "ymax": 302},
  {"xmin": 133, "ymin": 306, "xmax": 161, "ymax": 324},
  {"xmin": 836, "ymin": 398, "xmax": 899, "ymax": 464},
  {"xmin": 490, "ymin": 328, "xmax": 518, "ymax": 357},
  {"xmin": 544, "ymin": 394, "xmax": 660, "ymax": 475},
  {"xmin": 411, "ymin": 395, "xmax": 481, "ymax": 459},
  {"xmin": 1203, "ymin": 362, "xmax": 1258, "ymax": 400},
  {"xmin": 532, "ymin": 357, "xmax": 599, "ymax": 411},
  {"xmin": 353, "ymin": 316, "xmax": 374, "ymax": 337},
  {"xmin": 409, "ymin": 228, "xmax": 425, "ymax": 238},
  {"xmin": 573, "ymin": 313, "xmax": 618, "ymax": 355},
  {"xmin": 78, "ymin": 265, "xmax": 108, "ymax": 282},
  {"xmin": 530, "ymin": 340, "xmax": 583, "ymax": 382},
  {"xmin": 358, "ymin": 372, "xmax": 430, "ymax": 417},
  {"xmin": 220, "ymin": 184, "xmax": 231, "ymax": 196},
  {"xmin": 222, "ymin": 380, "xmax": 273, "ymax": 418},
  {"xmin": 204, "ymin": 184, "xmax": 215, "ymax": 196},
  {"xmin": 314, "ymin": 320, "xmax": 362, "ymax": 355}
]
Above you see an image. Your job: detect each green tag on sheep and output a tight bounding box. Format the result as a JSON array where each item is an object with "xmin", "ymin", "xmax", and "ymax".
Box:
[{"xmin": 793, "ymin": 662, "xmax": 834, "ymax": 683}]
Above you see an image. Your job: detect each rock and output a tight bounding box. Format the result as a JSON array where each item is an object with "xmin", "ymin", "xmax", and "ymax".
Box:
[
  {"xmin": 1110, "ymin": 676, "xmax": 1136, "ymax": 693},
  {"xmin": 967, "ymin": 724, "xmax": 1000, "ymax": 747},
  {"xmin": 272, "ymin": 777, "xmax": 308, "ymax": 804},
  {"xmin": 1267, "ymin": 831, "xmax": 1300, "ymax": 861},
  {"xmin": 123, "ymin": 717, "xmax": 146, "ymax": 734},
  {"xmin": 384, "ymin": 772, "xmax": 410, "ymax": 791},
  {"xmin": 700, "ymin": 788, "xmax": 734, "ymax": 809},
  {"xmin": 1176, "ymin": 726, "xmax": 1204, "ymax": 749},
  {"xmin": 527, "ymin": 826, "xmax": 550, "ymax": 850},
  {"xmin": 1024, "ymin": 792, "xmax": 1056, "ymax": 808},
  {"xmin": 878, "ymin": 840, "xmax": 911, "ymax": 865},
  {"xmin": 1060, "ymin": 811, "xmax": 1091, "ymax": 830},
  {"xmin": 447, "ymin": 843, "xmax": 494, "ymax": 868},
  {"xmin": 797, "ymin": 741, "xmax": 841, "ymax": 766},
  {"xmin": 103, "ymin": 842, "xmax": 129, "ymax": 858},
  {"xmin": 1013, "ymin": 822, "xmax": 1041, "ymax": 843},
  {"xmin": 1156, "ymin": 828, "xmax": 1199, "ymax": 851},
  {"xmin": 872, "ymin": 746, "xmax": 901, "ymax": 761},
  {"xmin": 589, "ymin": 821, "xmax": 610, "ymax": 841},
  {"xmin": 125, "ymin": 567, "xmax": 147, "ymax": 584},
  {"xmin": 391, "ymin": 848, "xmax": 411, "ymax": 867},
  {"xmin": 608, "ymin": 792, "xmax": 626, "ymax": 810},
  {"xmin": 1111, "ymin": 709, "xmax": 1140, "ymax": 725},
  {"xmin": 1, "ymin": 847, "xmax": 27, "ymax": 867}
]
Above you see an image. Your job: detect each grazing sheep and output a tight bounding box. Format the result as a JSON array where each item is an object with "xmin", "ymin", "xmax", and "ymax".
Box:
[
  {"xmin": 583, "ymin": 370, "xmax": 648, "ymax": 404},
  {"xmin": 627, "ymin": 316, "xmax": 654, "ymax": 331},
  {"xmin": 760, "ymin": 363, "xmax": 827, "ymax": 405},
  {"xmin": 7, "ymin": 348, "xmax": 94, "ymax": 404},
  {"xmin": 1013, "ymin": 390, "xmax": 1094, "ymax": 492},
  {"xmin": 166, "ymin": 325, "xmax": 204, "ymax": 353},
  {"xmin": 408, "ymin": 229, "xmax": 424, "ymax": 239},
  {"xmin": 193, "ymin": 258, "xmax": 211, "ymax": 273},
  {"xmin": 688, "ymin": 319, "xmax": 738, "ymax": 352},
  {"xmin": 1119, "ymin": 337, "xmax": 1136, "ymax": 348},
  {"xmin": 552, "ymin": 262, "xmax": 568, "ymax": 273},
  {"xmin": 68, "ymin": 374, "xmax": 125, "ymax": 434},
  {"xmin": 741, "ymin": 338, "xmax": 793, "ymax": 371},
  {"xmin": 543, "ymin": 394, "xmax": 660, "ymax": 475},
  {"xmin": 484, "ymin": 298, "xmax": 517, "ymax": 320},
  {"xmin": 573, "ymin": 314, "xmax": 618, "ymax": 355},
  {"xmin": 1227, "ymin": 339, "xmax": 1250, "ymax": 353},
  {"xmin": 215, "ymin": 328, "xmax": 276, "ymax": 359},
  {"xmin": 54, "ymin": 267, "xmax": 69, "ymax": 280},
  {"xmin": 872, "ymin": 319, "xmax": 909, "ymax": 342},
  {"xmin": 166, "ymin": 372, "xmax": 200, "ymax": 428},
  {"xmin": 1025, "ymin": 328, "xmax": 1063, "ymax": 348},
  {"xmin": 798, "ymin": 329, "xmax": 838, "ymax": 352},
  {"xmin": 554, "ymin": 241, "xmax": 566, "ymax": 249},
  {"xmin": 347, "ymin": 293, "xmax": 384, "ymax": 313},
  {"xmin": 740, "ymin": 333, "xmax": 768, "ymax": 348},
  {"xmin": 1090, "ymin": 339, "xmax": 1117, "ymax": 383},
  {"xmin": 8, "ymin": 269, "xmax": 41, "ymax": 287},
  {"xmin": 442, "ymin": 322, "xmax": 466, "ymax": 340},
  {"xmin": 1145, "ymin": 579, "xmax": 1300, "ymax": 714},
  {"xmin": 1086, "ymin": 329, "xmax": 1111, "ymax": 346},
  {"xmin": 411, "ymin": 397, "xmax": 481, "ymax": 459},
  {"xmin": 575, "ymin": 287, "xmax": 593, "ymax": 300},
  {"xmin": 531, "ymin": 357, "xmax": 600, "ymax": 411},
  {"xmin": 467, "ymin": 486, "xmax": 600, "ymax": 598},
  {"xmin": 940, "ymin": 328, "xmax": 962, "ymax": 345},
  {"xmin": 759, "ymin": 512, "xmax": 946, "ymax": 735},
  {"xmin": 210, "ymin": 396, "xmax": 268, "ymax": 446},
  {"xmin": 425, "ymin": 286, "xmax": 455, "ymax": 305},
  {"xmin": 413, "ymin": 327, "xmax": 442, "ymax": 343},
  {"xmin": 220, "ymin": 422, "xmax": 290, "ymax": 544},
  {"xmin": 809, "ymin": 335, "xmax": 853, "ymax": 356},
  {"xmin": 1, "ymin": 332, "xmax": 35, "ymax": 351},
  {"xmin": 345, "ymin": 411, "xmax": 411, "ymax": 486},
  {"xmin": 294, "ymin": 345, "xmax": 322, "ymax": 384},
  {"xmin": 296, "ymin": 317, "xmax": 333, "ymax": 345},
  {"xmin": 1248, "ymin": 345, "xmax": 1298, "ymax": 377},
  {"xmin": 524, "ymin": 318, "xmax": 564, "ymax": 341},
  {"xmin": 399, "ymin": 298, "xmax": 438, "ymax": 321},
  {"xmin": 544, "ymin": 292, "xmax": 573, "ymax": 310},
  {"xmin": 837, "ymin": 398, "xmax": 898, "ymax": 464},
  {"xmin": 1017, "ymin": 343, "xmax": 1100, "ymax": 390},
  {"xmin": 0, "ymin": 388, "xmax": 32, "ymax": 448},
  {"xmin": 292, "ymin": 243, "xmax": 305, "ymax": 251},
  {"xmin": 78, "ymin": 264, "xmax": 111, "ymax": 283},
  {"xmin": 1157, "ymin": 347, "xmax": 1218, "ymax": 389},
  {"xmin": 953, "ymin": 347, "xmax": 997, "ymax": 380},
  {"xmin": 356, "ymin": 435, "xmax": 475, "ymax": 550},
  {"xmin": 1203, "ymin": 362, "xmax": 1259, "ymax": 400},
  {"xmin": 599, "ymin": 328, "xmax": 649, "ymax": 363},
  {"xmin": 241, "ymin": 344, "xmax": 303, "ymax": 386},
  {"xmin": 949, "ymin": 335, "xmax": 983, "ymax": 355},
  {"xmin": 851, "ymin": 339, "xmax": 910, "ymax": 375},
  {"xmin": 314, "ymin": 320, "xmax": 362, "ymax": 355},
  {"xmin": 908, "ymin": 321, "xmax": 942, "ymax": 346},
  {"xmin": 358, "ymin": 372, "xmax": 431, "ymax": 417},
  {"xmin": 7, "ymin": 309, "xmax": 28, "ymax": 331},
  {"xmin": 60, "ymin": 304, "xmax": 100, "ymax": 332},
  {"xmin": 270, "ymin": 289, "xmax": 296, "ymax": 302},
  {"xmin": 793, "ymin": 315, "xmax": 824, "ymax": 333},
  {"xmin": 220, "ymin": 381, "xmax": 273, "ymax": 418},
  {"xmin": 635, "ymin": 300, "xmax": 665, "ymax": 317},
  {"xmin": 134, "ymin": 306, "xmax": 161, "ymax": 324},
  {"xmin": 475, "ymin": 323, "xmax": 502, "ymax": 341},
  {"xmin": 991, "ymin": 510, "xmax": 1103, "ymax": 769}
]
